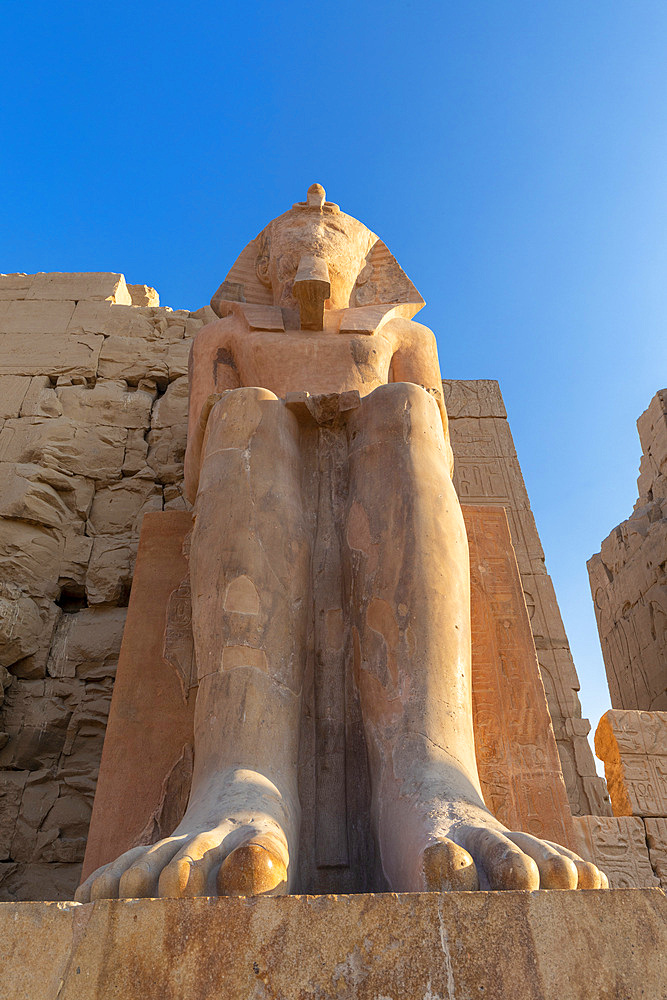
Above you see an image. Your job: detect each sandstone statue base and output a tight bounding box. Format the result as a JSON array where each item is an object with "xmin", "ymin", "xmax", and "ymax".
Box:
[{"xmin": 2, "ymin": 890, "xmax": 664, "ymax": 999}]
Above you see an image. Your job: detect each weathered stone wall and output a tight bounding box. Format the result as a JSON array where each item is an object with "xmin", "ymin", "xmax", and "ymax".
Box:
[
  {"xmin": 587, "ymin": 389, "xmax": 667, "ymax": 712},
  {"xmin": 0, "ymin": 273, "xmax": 212, "ymax": 901},
  {"xmin": 443, "ymin": 380, "xmax": 610, "ymax": 817},
  {"xmin": 0, "ymin": 279, "xmax": 608, "ymax": 901},
  {"xmin": 590, "ymin": 709, "xmax": 667, "ymax": 888}
]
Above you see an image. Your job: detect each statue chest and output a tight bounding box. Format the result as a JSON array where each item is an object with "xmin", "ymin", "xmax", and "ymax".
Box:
[{"xmin": 232, "ymin": 329, "xmax": 394, "ymax": 396}]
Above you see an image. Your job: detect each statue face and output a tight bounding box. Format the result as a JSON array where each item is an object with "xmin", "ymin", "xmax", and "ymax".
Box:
[{"xmin": 263, "ymin": 211, "xmax": 373, "ymax": 310}]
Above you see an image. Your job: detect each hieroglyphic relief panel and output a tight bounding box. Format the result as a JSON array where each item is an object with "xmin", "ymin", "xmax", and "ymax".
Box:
[
  {"xmin": 595, "ymin": 710, "xmax": 667, "ymax": 818},
  {"xmin": 464, "ymin": 506, "xmax": 575, "ymax": 849},
  {"xmin": 572, "ymin": 815, "xmax": 660, "ymax": 888},
  {"xmin": 445, "ymin": 379, "xmax": 610, "ymax": 817}
]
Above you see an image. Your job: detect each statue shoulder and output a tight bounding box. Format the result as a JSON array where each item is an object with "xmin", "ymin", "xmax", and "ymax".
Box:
[{"xmin": 192, "ymin": 315, "xmax": 237, "ymax": 352}]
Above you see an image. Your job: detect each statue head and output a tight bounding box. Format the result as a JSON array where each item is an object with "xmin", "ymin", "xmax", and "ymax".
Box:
[
  {"xmin": 255, "ymin": 185, "xmax": 375, "ymax": 316},
  {"xmin": 211, "ymin": 184, "xmax": 424, "ymax": 329}
]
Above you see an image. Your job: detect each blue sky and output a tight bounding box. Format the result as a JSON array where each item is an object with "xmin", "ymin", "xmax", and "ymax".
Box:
[{"xmin": 3, "ymin": 2, "xmax": 666, "ymax": 759}]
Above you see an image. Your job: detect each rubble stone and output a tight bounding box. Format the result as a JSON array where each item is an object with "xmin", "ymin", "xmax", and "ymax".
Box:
[{"xmin": 126, "ymin": 284, "xmax": 159, "ymax": 307}]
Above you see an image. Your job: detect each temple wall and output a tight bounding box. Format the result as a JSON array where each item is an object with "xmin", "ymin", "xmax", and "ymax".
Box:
[
  {"xmin": 0, "ymin": 273, "xmax": 209, "ymax": 901},
  {"xmin": 587, "ymin": 389, "xmax": 667, "ymax": 712},
  {"xmin": 0, "ymin": 274, "xmax": 608, "ymax": 901}
]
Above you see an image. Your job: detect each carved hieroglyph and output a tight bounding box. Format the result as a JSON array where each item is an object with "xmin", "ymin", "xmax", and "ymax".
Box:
[
  {"xmin": 588, "ymin": 389, "xmax": 667, "ymax": 713},
  {"xmin": 443, "ymin": 379, "xmax": 610, "ymax": 818},
  {"xmin": 465, "ymin": 506, "xmax": 575, "ymax": 848},
  {"xmin": 594, "ymin": 709, "xmax": 667, "ymax": 818},
  {"xmin": 572, "ymin": 815, "xmax": 660, "ymax": 889}
]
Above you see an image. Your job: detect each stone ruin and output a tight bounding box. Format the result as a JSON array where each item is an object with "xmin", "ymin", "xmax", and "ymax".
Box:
[{"xmin": 588, "ymin": 388, "xmax": 667, "ymax": 889}]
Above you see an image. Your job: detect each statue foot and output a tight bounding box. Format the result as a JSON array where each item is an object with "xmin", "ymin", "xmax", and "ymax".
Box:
[
  {"xmin": 75, "ymin": 768, "xmax": 295, "ymax": 902},
  {"xmin": 416, "ymin": 816, "xmax": 608, "ymax": 892},
  {"xmin": 75, "ymin": 823, "xmax": 290, "ymax": 902}
]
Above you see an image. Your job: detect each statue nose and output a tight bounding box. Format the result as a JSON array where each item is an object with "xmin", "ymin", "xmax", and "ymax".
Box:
[{"xmin": 293, "ymin": 254, "xmax": 331, "ymax": 330}]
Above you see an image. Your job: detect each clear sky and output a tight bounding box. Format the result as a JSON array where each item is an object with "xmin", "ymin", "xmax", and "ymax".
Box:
[{"xmin": 3, "ymin": 2, "xmax": 666, "ymax": 765}]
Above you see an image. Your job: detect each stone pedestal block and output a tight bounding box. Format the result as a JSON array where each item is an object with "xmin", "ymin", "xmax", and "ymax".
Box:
[{"xmin": 0, "ymin": 891, "xmax": 664, "ymax": 1000}]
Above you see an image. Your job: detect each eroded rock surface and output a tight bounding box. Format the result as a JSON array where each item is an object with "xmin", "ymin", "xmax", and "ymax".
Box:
[
  {"xmin": 0, "ymin": 272, "xmax": 203, "ymax": 900},
  {"xmin": 588, "ymin": 389, "xmax": 667, "ymax": 713}
]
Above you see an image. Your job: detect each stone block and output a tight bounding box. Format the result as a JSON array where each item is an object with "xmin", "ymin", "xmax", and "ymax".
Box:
[
  {"xmin": 59, "ymin": 534, "xmax": 94, "ymax": 588},
  {"xmin": 150, "ymin": 375, "xmax": 188, "ymax": 428},
  {"xmin": 88, "ymin": 473, "xmax": 162, "ymax": 536},
  {"xmin": 0, "ymin": 418, "xmax": 126, "ymax": 482},
  {"xmin": 637, "ymin": 388, "xmax": 667, "ymax": 477},
  {"xmin": 0, "ymin": 861, "xmax": 82, "ymax": 902},
  {"xmin": 11, "ymin": 601, "xmax": 61, "ymax": 680},
  {"xmin": 0, "ymin": 376, "xmax": 30, "ymax": 417},
  {"xmin": 0, "ymin": 332, "xmax": 103, "ymax": 378},
  {"xmin": 10, "ymin": 768, "xmax": 61, "ymax": 862},
  {"xmin": 0, "ymin": 463, "xmax": 79, "ymax": 530},
  {"xmin": 25, "ymin": 272, "xmax": 132, "ymax": 304},
  {"xmin": 0, "ymin": 588, "xmax": 43, "ymax": 668},
  {"xmin": 67, "ymin": 301, "xmax": 156, "ymax": 339},
  {"xmin": 0, "ymin": 518, "xmax": 64, "ymax": 599},
  {"xmin": 0, "ymin": 679, "xmax": 83, "ymax": 771},
  {"xmin": 452, "ymin": 453, "xmax": 530, "ymax": 508},
  {"xmin": 46, "ymin": 608, "xmax": 127, "ymax": 681},
  {"xmin": 121, "ymin": 428, "xmax": 149, "ymax": 475},
  {"xmin": 126, "ymin": 284, "xmax": 159, "ymax": 307},
  {"xmin": 447, "ymin": 415, "xmax": 517, "ymax": 459},
  {"xmin": 0, "ymin": 771, "xmax": 28, "ymax": 858},
  {"xmin": 572, "ymin": 814, "xmax": 660, "ymax": 888},
  {"xmin": 57, "ymin": 381, "xmax": 155, "ymax": 428},
  {"xmin": 146, "ymin": 424, "xmax": 187, "ymax": 483},
  {"xmin": 18, "ymin": 376, "xmax": 62, "ymax": 417},
  {"xmin": 0, "ymin": 274, "xmax": 32, "ymax": 300},
  {"xmin": 595, "ymin": 709, "xmax": 667, "ymax": 817},
  {"xmin": 166, "ymin": 337, "xmax": 191, "ymax": 379},
  {"xmin": 443, "ymin": 377, "xmax": 507, "ymax": 417},
  {"xmin": 98, "ymin": 336, "xmax": 168, "ymax": 384},
  {"xmin": 0, "ymin": 891, "xmax": 665, "ymax": 1000},
  {"xmin": 189, "ymin": 303, "xmax": 217, "ymax": 324},
  {"xmin": 85, "ymin": 536, "xmax": 136, "ymax": 605},
  {"xmin": 0, "ymin": 299, "xmax": 75, "ymax": 335}
]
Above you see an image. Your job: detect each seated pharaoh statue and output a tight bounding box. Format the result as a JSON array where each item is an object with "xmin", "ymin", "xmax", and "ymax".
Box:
[{"xmin": 77, "ymin": 185, "xmax": 607, "ymax": 901}]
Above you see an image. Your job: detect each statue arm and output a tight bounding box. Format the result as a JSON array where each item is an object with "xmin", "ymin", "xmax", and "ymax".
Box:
[
  {"xmin": 184, "ymin": 319, "xmax": 240, "ymax": 502},
  {"xmin": 388, "ymin": 319, "xmax": 454, "ymax": 476}
]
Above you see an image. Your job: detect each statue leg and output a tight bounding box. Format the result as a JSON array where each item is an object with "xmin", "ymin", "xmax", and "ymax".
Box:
[
  {"xmin": 77, "ymin": 388, "xmax": 309, "ymax": 900},
  {"xmin": 344, "ymin": 383, "xmax": 605, "ymax": 892}
]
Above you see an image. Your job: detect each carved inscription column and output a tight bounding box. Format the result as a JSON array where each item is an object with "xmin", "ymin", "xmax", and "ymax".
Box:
[{"xmin": 444, "ymin": 379, "xmax": 610, "ymax": 818}]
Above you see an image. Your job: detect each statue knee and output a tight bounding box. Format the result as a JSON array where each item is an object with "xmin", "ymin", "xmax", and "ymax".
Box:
[
  {"xmin": 361, "ymin": 382, "xmax": 441, "ymax": 440},
  {"xmin": 203, "ymin": 387, "xmax": 284, "ymax": 457}
]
